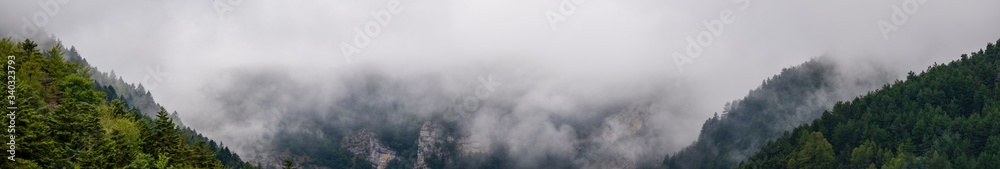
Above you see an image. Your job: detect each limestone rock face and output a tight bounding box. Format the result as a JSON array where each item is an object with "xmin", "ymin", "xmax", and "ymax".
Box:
[
  {"xmin": 342, "ymin": 129, "xmax": 397, "ymax": 169},
  {"xmin": 414, "ymin": 121, "xmax": 449, "ymax": 169},
  {"xmin": 456, "ymin": 138, "xmax": 490, "ymax": 156}
]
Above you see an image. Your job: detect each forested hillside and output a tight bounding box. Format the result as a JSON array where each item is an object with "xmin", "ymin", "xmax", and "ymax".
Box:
[
  {"xmin": 738, "ymin": 39, "xmax": 1000, "ymax": 168},
  {"xmin": 65, "ymin": 45, "xmax": 169, "ymax": 121},
  {"xmin": 0, "ymin": 38, "xmax": 255, "ymax": 168},
  {"xmin": 662, "ymin": 58, "xmax": 894, "ymax": 168},
  {"xmin": 63, "ymin": 38, "xmax": 252, "ymax": 168}
]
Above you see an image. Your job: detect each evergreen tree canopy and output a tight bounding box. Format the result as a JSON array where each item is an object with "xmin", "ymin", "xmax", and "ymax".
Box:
[
  {"xmin": 739, "ymin": 39, "xmax": 1000, "ymax": 168},
  {"xmin": 0, "ymin": 38, "xmax": 255, "ymax": 169}
]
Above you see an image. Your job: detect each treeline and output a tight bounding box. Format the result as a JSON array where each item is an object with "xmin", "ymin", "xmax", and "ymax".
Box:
[
  {"xmin": 71, "ymin": 41, "xmax": 252, "ymax": 168},
  {"xmin": 0, "ymin": 38, "xmax": 255, "ymax": 168},
  {"xmin": 739, "ymin": 39, "xmax": 1000, "ymax": 168},
  {"xmin": 67, "ymin": 43, "xmax": 169, "ymax": 120},
  {"xmin": 662, "ymin": 57, "xmax": 892, "ymax": 168}
]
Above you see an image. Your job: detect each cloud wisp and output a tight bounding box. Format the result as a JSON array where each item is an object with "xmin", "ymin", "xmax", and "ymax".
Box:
[{"xmin": 1, "ymin": 0, "xmax": 999, "ymax": 166}]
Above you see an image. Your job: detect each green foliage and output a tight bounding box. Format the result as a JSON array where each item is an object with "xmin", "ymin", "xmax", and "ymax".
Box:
[
  {"xmin": 849, "ymin": 140, "xmax": 880, "ymax": 168},
  {"xmin": 929, "ymin": 151, "xmax": 953, "ymax": 169},
  {"xmin": 126, "ymin": 153, "xmax": 154, "ymax": 169},
  {"xmin": 787, "ymin": 132, "xmax": 835, "ymax": 169},
  {"xmin": 664, "ymin": 57, "xmax": 892, "ymax": 168},
  {"xmin": 739, "ymin": 39, "xmax": 1000, "ymax": 168},
  {"xmin": 0, "ymin": 38, "xmax": 255, "ymax": 169},
  {"xmin": 880, "ymin": 151, "xmax": 907, "ymax": 169}
]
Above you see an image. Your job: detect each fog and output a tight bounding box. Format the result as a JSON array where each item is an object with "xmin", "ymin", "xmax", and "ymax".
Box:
[{"xmin": 2, "ymin": 0, "xmax": 999, "ymax": 166}]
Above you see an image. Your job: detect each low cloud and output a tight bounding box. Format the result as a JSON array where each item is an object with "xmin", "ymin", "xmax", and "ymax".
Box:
[{"xmin": 1, "ymin": 0, "xmax": 999, "ymax": 166}]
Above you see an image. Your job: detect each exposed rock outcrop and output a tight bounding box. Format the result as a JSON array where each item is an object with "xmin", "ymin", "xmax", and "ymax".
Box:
[
  {"xmin": 456, "ymin": 138, "xmax": 490, "ymax": 156},
  {"xmin": 342, "ymin": 129, "xmax": 397, "ymax": 169},
  {"xmin": 414, "ymin": 121, "xmax": 450, "ymax": 169}
]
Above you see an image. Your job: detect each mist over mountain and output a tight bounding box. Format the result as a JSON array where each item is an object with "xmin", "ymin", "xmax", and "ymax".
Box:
[
  {"xmin": 203, "ymin": 64, "xmax": 699, "ymax": 167},
  {"xmin": 1, "ymin": 0, "xmax": 1000, "ymax": 168},
  {"xmin": 205, "ymin": 57, "xmax": 898, "ymax": 168},
  {"xmin": 740, "ymin": 39, "xmax": 1000, "ymax": 169},
  {"xmin": 664, "ymin": 57, "xmax": 895, "ymax": 168}
]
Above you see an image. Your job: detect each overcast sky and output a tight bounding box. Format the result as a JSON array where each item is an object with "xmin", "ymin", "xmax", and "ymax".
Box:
[{"xmin": 3, "ymin": 0, "xmax": 1000, "ymax": 159}]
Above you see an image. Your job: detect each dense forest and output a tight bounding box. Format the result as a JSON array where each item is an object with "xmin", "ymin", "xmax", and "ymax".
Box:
[
  {"xmin": 67, "ymin": 43, "xmax": 255, "ymax": 167},
  {"xmin": 5, "ymin": 35, "xmax": 993, "ymax": 168},
  {"xmin": 0, "ymin": 38, "xmax": 255, "ymax": 168},
  {"xmin": 662, "ymin": 57, "xmax": 893, "ymax": 168},
  {"xmin": 738, "ymin": 39, "xmax": 1000, "ymax": 168}
]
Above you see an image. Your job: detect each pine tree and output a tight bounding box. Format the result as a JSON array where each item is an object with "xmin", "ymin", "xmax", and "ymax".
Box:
[
  {"xmin": 152, "ymin": 106, "xmax": 182, "ymax": 166},
  {"xmin": 194, "ymin": 140, "xmax": 223, "ymax": 168},
  {"xmin": 850, "ymin": 140, "xmax": 878, "ymax": 168},
  {"xmin": 787, "ymin": 132, "xmax": 835, "ymax": 169},
  {"xmin": 741, "ymin": 39, "xmax": 1000, "ymax": 168},
  {"xmin": 0, "ymin": 38, "xmax": 249, "ymax": 168}
]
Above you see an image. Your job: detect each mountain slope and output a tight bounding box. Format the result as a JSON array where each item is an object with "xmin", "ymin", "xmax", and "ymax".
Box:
[
  {"xmin": 739, "ymin": 39, "xmax": 1000, "ymax": 168},
  {"xmin": 251, "ymin": 57, "xmax": 893, "ymax": 168},
  {"xmin": 0, "ymin": 38, "xmax": 255, "ymax": 168},
  {"xmin": 663, "ymin": 58, "xmax": 895, "ymax": 168},
  {"xmin": 57, "ymin": 39, "xmax": 255, "ymax": 168}
]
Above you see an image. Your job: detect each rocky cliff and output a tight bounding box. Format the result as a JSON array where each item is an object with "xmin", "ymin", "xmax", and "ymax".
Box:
[
  {"xmin": 413, "ymin": 121, "xmax": 449, "ymax": 169},
  {"xmin": 342, "ymin": 129, "xmax": 398, "ymax": 169}
]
